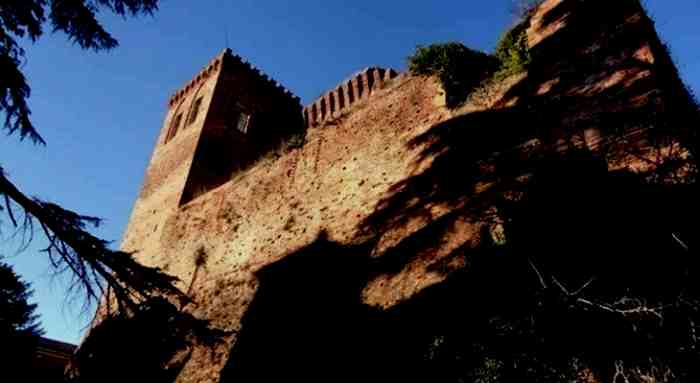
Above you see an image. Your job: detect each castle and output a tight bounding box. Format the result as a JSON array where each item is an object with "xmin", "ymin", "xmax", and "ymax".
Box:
[
  {"xmin": 117, "ymin": 0, "xmax": 699, "ymax": 381},
  {"xmin": 141, "ymin": 48, "xmax": 400, "ymax": 207}
]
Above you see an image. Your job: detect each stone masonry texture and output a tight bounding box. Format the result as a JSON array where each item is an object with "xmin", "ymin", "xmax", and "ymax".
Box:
[{"xmin": 115, "ymin": 0, "xmax": 698, "ymax": 381}]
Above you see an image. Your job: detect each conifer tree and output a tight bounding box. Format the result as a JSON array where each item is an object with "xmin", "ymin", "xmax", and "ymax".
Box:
[
  {"xmin": 0, "ymin": 0, "xmax": 183, "ymax": 310},
  {"xmin": 0, "ymin": 260, "xmax": 43, "ymax": 372}
]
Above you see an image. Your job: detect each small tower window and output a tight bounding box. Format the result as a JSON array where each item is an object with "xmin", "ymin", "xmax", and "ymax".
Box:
[
  {"xmin": 188, "ymin": 97, "xmax": 203, "ymax": 126},
  {"xmin": 227, "ymin": 108, "xmax": 251, "ymax": 134},
  {"xmin": 236, "ymin": 112, "xmax": 250, "ymax": 134},
  {"xmin": 165, "ymin": 112, "xmax": 182, "ymax": 143}
]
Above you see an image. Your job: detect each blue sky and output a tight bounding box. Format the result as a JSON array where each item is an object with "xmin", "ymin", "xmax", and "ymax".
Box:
[{"xmin": 2, "ymin": 0, "xmax": 699, "ymax": 344}]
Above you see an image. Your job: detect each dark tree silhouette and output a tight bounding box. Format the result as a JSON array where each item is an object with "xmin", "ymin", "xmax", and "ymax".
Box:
[
  {"xmin": 0, "ymin": 0, "xmax": 182, "ymax": 310},
  {"xmin": 0, "ymin": 260, "xmax": 43, "ymax": 374},
  {"xmin": 66, "ymin": 296, "xmax": 229, "ymax": 383}
]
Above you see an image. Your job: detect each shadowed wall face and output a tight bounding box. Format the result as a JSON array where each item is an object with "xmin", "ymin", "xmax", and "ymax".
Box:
[{"xmin": 30, "ymin": 337, "xmax": 76, "ymax": 382}]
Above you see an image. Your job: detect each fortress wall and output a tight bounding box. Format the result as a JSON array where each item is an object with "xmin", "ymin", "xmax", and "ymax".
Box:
[
  {"xmin": 303, "ymin": 67, "xmax": 399, "ymax": 129},
  {"xmin": 114, "ymin": 0, "xmax": 699, "ymax": 381},
  {"xmin": 126, "ymin": 74, "xmax": 452, "ymax": 382},
  {"xmin": 147, "ymin": 72, "xmax": 447, "ymax": 290}
]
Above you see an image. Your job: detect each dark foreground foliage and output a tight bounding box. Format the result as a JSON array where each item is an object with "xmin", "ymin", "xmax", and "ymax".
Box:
[
  {"xmin": 66, "ymin": 297, "xmax": 228, "ymax": 383},
  {"xmin": 0, "ymin": 261, "xmax": 43, "ymax": 376},
  {"xmin": 0, "ymin": 0, "xmax": 184, "ymax": 311}
]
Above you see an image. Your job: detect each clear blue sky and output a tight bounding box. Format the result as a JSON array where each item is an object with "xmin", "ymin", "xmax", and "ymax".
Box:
[{"xmin": 1, "ymin": 0, "xmax": 699, "ymax": 344}]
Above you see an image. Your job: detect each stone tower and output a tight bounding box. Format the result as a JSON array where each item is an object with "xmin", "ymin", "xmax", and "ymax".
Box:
[{"xmin": 121, "ymin": 49, "xmax": 302, "ymax": 258}]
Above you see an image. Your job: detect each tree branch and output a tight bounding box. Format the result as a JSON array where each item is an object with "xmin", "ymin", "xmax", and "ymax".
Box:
[{"xmin": 0, "ymin": 167, "xmax": 184, "ymax": 310}]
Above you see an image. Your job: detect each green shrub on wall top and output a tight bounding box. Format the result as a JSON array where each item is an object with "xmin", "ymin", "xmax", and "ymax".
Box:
[
  {"xmin": 408, "ymin": 43, "xmax": 500, "ymax": 107},
  {"xmin": 494, "ymin": 19, "xmax": 532, "ymax": 81},
  {"xmin": 407, "ymin": 29, "xmax": 536, "ymax": 108}
]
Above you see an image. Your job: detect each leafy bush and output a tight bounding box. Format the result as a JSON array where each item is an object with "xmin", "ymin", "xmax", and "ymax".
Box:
[
  {"xmin": 408, "ymin": 43, "xmax": 500, "ymax": 107},
  {"xmin": 407, "ymin": 33, "xmax": 534, "ymax": 107},
  {"xmin": 494, "ymin": 19, "xmax": 532, "ymax": 80}
]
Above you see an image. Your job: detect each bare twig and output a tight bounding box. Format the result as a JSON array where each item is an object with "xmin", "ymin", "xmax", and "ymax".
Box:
[
  {"xmin": 528, "ymin": 257, "xmax": 548, "ymax": 289},
  {"xmin": 572, "ymin": 276, "xmax": 596, "ymax": 296},
  {"xmin": 672, "ymin": 232, "xmax": 689, "ymax": 251},
  {"xmin": 4, "ymin": 194, "xmax": 17, "ymax": 227}
]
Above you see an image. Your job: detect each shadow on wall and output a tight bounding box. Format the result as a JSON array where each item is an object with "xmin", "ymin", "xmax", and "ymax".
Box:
[
  {"xmin": 218, "ymin": 1, "xmax": 700, "ymax": 382},
  {"xmin": 66, "ymin": 297, "xmax": 229, "ymax": 383},
  {"xmin": 359, "ymin": 0, "xmax": 696, "ymax": 246},
  {"xmin": 217, "ymin": 235, "xmax": 406, "ymax": 383},
  {"xmin": 219, "ymin": 151, "xmax": 700, "ymax": 382}
]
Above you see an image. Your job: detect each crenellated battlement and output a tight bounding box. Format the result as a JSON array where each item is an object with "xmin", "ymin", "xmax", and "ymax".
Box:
[
  {"xmin": 168, "ymin": 49, "xmax": 302, "ymax": 110},
  {"xmin": 167, "ymin": 50, "xmax": 225, "ymax": 108},
  {"xmin": 220, "ymin": 50, "xmax": 302, "ymax": 110},
  {"xmin": 155, "ymin": 54, "xmax": 401, "ymax": 208},
  {"xmin": 303, "ymin": 67, "xmax": 400, "ymax": 129},
  {"xmin": 168, "ymin": 53, "xmax": 397, "ymax": 130}
]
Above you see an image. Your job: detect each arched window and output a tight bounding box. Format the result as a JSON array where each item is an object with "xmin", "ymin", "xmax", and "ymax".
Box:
[
  {"xmin": 187, "ymin": 97, "xmax": 203, "ymax": 126},
  {"xmin": 164, "ymin": 112, "xmax": 182, "ymax": 143}
]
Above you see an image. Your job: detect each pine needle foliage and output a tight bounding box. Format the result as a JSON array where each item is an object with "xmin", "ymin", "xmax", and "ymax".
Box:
[
  {"xmin": 0, "ymin": 0, "xmax": 182, "ymax": 311},
  {"xmin": 0, "ymin": 260, "xmax": 43, "ymax": 373}
]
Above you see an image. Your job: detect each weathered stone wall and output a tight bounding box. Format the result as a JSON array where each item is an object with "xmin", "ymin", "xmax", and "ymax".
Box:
[{"xmin": 117, "ymin": 0, "xmax": 697, "ymax": 381}]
